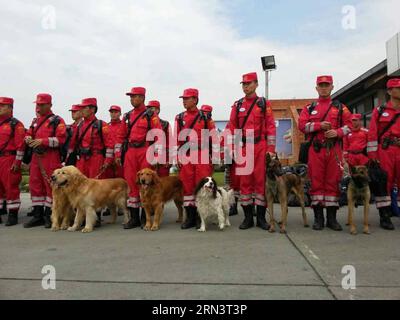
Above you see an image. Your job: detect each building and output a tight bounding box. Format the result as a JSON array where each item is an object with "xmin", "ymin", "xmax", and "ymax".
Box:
[
  {"xmin": 215, "ymin": 98, "xmax": 314, "ymax": 166},
  {"xmin": 332, "ymin": 32, "xmax": 400, "ymax": 126},
  {"xmin": 332, "ymin": 59, "xmax": 388, "ymax": 126}
]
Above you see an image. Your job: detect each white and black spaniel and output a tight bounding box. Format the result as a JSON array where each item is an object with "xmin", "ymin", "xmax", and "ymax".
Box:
[{"xmin": 194, "ymin": 177, "xmax": 233, "ymax": 232}]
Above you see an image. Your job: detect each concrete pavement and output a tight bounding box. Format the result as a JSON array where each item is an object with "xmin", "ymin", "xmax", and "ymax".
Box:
[{"xmin": 0, "ymin": 193, "xmax": 400, "ymax": 300}]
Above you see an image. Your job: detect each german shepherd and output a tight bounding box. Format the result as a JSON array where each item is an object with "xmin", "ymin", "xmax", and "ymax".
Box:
[
  {"xmin": 265, "ymin": 154, "xmax": 309, "ymax": 233},
  {"xmin": 347, "ymin": 165, "xmax": 370, "ymax": 235}
]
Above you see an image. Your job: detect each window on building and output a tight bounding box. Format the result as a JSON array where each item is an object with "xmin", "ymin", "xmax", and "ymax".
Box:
[{"xmin": 372, "ymin": 94, "xmax": 379, "ymax": 109}]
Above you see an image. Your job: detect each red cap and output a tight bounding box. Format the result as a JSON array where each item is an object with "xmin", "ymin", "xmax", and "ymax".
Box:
[
  {"xmin": 387, "ymin": 78, "xmax": 400, "ymax": 89},
  {"xmin": 179, "ymin": 88, "xmax": 199, "ymax": 98},
  {"xmin": 200, "ymin": 105, "xmax": 213, "ymax": 113},
  {"xmin": 126, "ymin": 87, "xmax": 146, "ymax": 96},
  {"xmin": 241, "ymin": 72, "xmax": 258, "ymax": 84},
  {"xmin": 351, "ymin": 113, "xmax": 362, "ymax": 120},
  {"xmin": 33, "ymin": 93, "xmax": 52, "ymax": 104},
  {"xmin": 69, "ymin": 104, "xmax": 82, "ymax": 112},
  {"xmin": 109, "ymin": 105, "xmax": 122, "ymax": 112},
  {"xmin": 0, "ymin": 97, "xmax": 14, "ymax": 106},
  {"xmin": 147, "ymin": 100, "xmax": 160, "ymax": 108},
  {"xmin": 80, "ymin": 98, "xmax": 97, "ymax": 107},
  {"xmin": 316, "ymin": 75, "xmax": 333, "ymax": 85}
]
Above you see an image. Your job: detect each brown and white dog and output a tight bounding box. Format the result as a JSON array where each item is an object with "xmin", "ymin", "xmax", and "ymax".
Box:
[
  {"xmin": 137, "ymin": 168, "xmax": 184, "ymax": 231},
  {"xmin": 194, "ymin": 177, "xmax": 233, "ymax": 232}
]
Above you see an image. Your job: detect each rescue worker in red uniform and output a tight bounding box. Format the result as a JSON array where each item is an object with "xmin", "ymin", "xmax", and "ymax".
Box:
[
  {"xmin": 104, "ymin": 105, "xmax": 125, "ymax": 179},
  {"xmin": 119, "ymin": 87, "xmax": 162, "ymax": 229},
  {"xmin": 224, "ymin": 72, "xmax": 276, "ymax": 230},
  {"xmin": 147, "ymin": 100, "xmax": 171, "ymax": 178},
  {"xmin": 299, "ymin": 76, "xmax": 352, "ymax": 231},
  {"xmin": 62, "ymin": 104, "xmax": 83, "ymax": 165},
  {"xmin": 175, "ymin": 89, "xmax": 218, "ymax": 229},
  {"xmin": 343, "ymin": 114, "xmax": 369, "ymax": 167},
  {"xmin": 0, "ymin": 97, "xmax": 25, "ymax": 226},
  {"xmin": 24, "ymin": 93, "xmax": 66, "ymax": 228},
  {"xmin": 367, "ymin": 78, "xmax": 400, "ymax": 230},
  {"xmin": 68, "ymin": 98, "xmax": 115, "ymax": 178},
  {"xmin": 222, "ymin": 120, "xmax": 241, "ymax": 216},
  {"xmin": 199, "ymin": 104, "xmax": 215, "ymax": 177}
]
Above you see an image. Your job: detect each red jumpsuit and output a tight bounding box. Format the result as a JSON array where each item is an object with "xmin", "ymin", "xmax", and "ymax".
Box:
[
  {"xmin": 367, "ymin": 101, "xmax": 400, "ymax": 208},
  {"xmin": 343, "ymin": 127, "xmax": 369, "ymax": 167},
  {"xmin": 157, "ymin": 119, "xmax": 171, "ymax": 178},
  {"xmin": 119, "ymin": 105, "xmax": 162, "ymax": 208},
  {"xmin": 27, "ymin": 112, "xmax": 66, "ymax": 208},
  {"xmin": 299, "ymin": 98, "xmax": 352, "ymax": 208},
  {"xmin": 68, "ymin": 115, "xmax": 114, "ymax": 179},
  {"xmin": 104, "ymin": 119, "xmax": 125, "ymax": 178},
  {"xmin": 0, "ymin": 116, "xmax": 25, "ymax": 212},
  {"xmin": 174, "ymin": 108, "xmax": 217, "ymax": 207},
  {"xmin": 225, "ymin": 95, "xmax": 276, "ymax": 207},
  {"xmin": 221, "ymin": 123, "xmax": 240, "ymax": 199}
]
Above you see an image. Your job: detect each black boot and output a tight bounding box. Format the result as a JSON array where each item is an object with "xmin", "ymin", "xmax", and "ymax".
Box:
[
  {"xmin": 140, "ymin": 208, "xmax": 146, "ymax": 229},
  {"xmin": 0, "ymin": 200, "xmax": 7, "ymax": 217},
  {"xmin": 103, "ymin": 209, "xmax": 111, "ymax": 216},
  {"xmin": 256, "ymin": 205, "xmax": 270, "ymax": 230},
  {"xmin": 229, "ymin": 198, "xmax": 239, "ymax": 216},
  {"xmin": 326, "ymin": 207, "xmax": 342, "ymax": 231},
  {"xmin": 195, "ymin": 208, "xmax": 201, "ymax": 229},
  {"xmin": 95, "ymin": 211, "xmax": 102, "ymax": 228},
  {"xmin": 252, "ymin": 204, "xmax": 256, "ymax": 217},
  {"xmin": 239, "ymin": 205, "xmax": 254, "ymax": 230},
  {"xmin": 181, "ymin": 206, "xmax": 196, "ymax": 229},
  {"xmin": 312, "ymin": 205, "xmax": 324, "ymax": 231},
  {"xmin": 44, "ymin": 207, "xmax": 52, "ymax": 229},
  {"xmin": 124, "ymin": 208, "xmax": 141, "ymax": 229},
  {"xmin": 24, "ymin": 206, "xmax": 45, "ymax": 228},
  {"xmin": 5, "ymin": 210, "xmax": 18, "ymax": 226},
  {"xmin": 379, "ymin": 207, "xmax": 395, "ymax": 230}
]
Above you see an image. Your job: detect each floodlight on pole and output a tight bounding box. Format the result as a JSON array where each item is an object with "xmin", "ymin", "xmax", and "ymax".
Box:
[{"xmin": 261, "ymin": 55, "xmax": 276, "ymax": 100}]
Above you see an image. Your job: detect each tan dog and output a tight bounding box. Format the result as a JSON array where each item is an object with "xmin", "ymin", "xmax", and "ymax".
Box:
[
  {"xmin": 51, "ymin": 185, "xmax": 75, "ymax": 231},
  {"xmin": 137, "ymin": 168, "xmax": 184, "ymax": 231},
  {"xmin": 51, "ymin": 166, "xmax": 130, "ymax": 233},
  {"xmin": 347, "ymin": 165, "xmax": 370, "ymax": 235},
  {"xmin": 266, "ymin": 154, "xmax": 309, "ymax": 233}
]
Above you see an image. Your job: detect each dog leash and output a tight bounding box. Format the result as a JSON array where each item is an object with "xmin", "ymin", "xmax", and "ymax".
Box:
[
  {"xmin": 94, "ymin": 165, "xmax": 108, "ymax": 179},
  {"xmin": 326, "ymin": 140, "xmax": 344, "ymax": 172},
  {"xmin": 36, "ymin": 154, "xmax": 53, "ymax": 186}
]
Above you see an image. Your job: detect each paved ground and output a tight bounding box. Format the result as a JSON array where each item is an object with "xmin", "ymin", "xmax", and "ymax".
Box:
[{"xmin": 1, "ymin": 193, "xmax": 400, "ymax": 300}]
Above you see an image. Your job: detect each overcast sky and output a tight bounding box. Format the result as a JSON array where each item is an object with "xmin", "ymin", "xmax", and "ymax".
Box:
[{"xmin": 1, "ymin": 0, "xmax": 399, "ymax": 126}]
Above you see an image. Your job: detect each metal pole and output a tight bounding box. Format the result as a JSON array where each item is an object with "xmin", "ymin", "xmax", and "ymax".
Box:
[{"xmin": 265, "ymin": 70, "xmax": 269, "ymax": 100}]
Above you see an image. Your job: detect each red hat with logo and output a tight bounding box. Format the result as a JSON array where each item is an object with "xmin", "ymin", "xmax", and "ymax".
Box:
[
  {"xmin": 0, "ymin": 97, "xmax": 14, "ymax": 106},
  {"xmin": 241, "ymin": 72, "xmax": 258, "ymax": 84},
  {"xmin": 351, "ymin": 113, "xmax": 362, "ymax": 120},
  {"xmin": 179, "ymin": 88, "xmax": 199, "ymax": 98},
  {"xmin": 33, "ymin": 93, "xmax": 52, "ymax": 104},
  {"xmin": 316, "ymin": 75, "xmax": 333, "ymax": 85},
  {"xmin": 126, "ymin": 87, "xmax": 146, "ymax": 96},
  {"xmin": 147, "ymin": 100, "xmax": 160, "ymax": 108},
  {"xmin": 109, "ymin": 105, "xmax": 122, "ymax": 112},
  {"xmin": 201, "ymin": 105, "xmax": 213, "ymax": 113},
  {"xmin": 69, "ymin": 104, "xmax": 82, "ymax": 112},
  {"xmin": 80, "ymin": 98, "xmax": 97, "ymax": 107},
  {"xmin": 387, "ymin": 78, "xmax": 400, "ymax": 89}
]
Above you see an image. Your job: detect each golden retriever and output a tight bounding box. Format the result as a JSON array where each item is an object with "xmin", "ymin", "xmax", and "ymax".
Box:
[
  {"xmin": 51, "ymin": 185, "xmax": 75, "ymax": 231},
  {"xmin": 137, "ymin": 168, "xmax": 183, "ymax": 231},
  {"xmin": 51, "ymin": 166, "xmax": 130, "ymax": 233}
]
